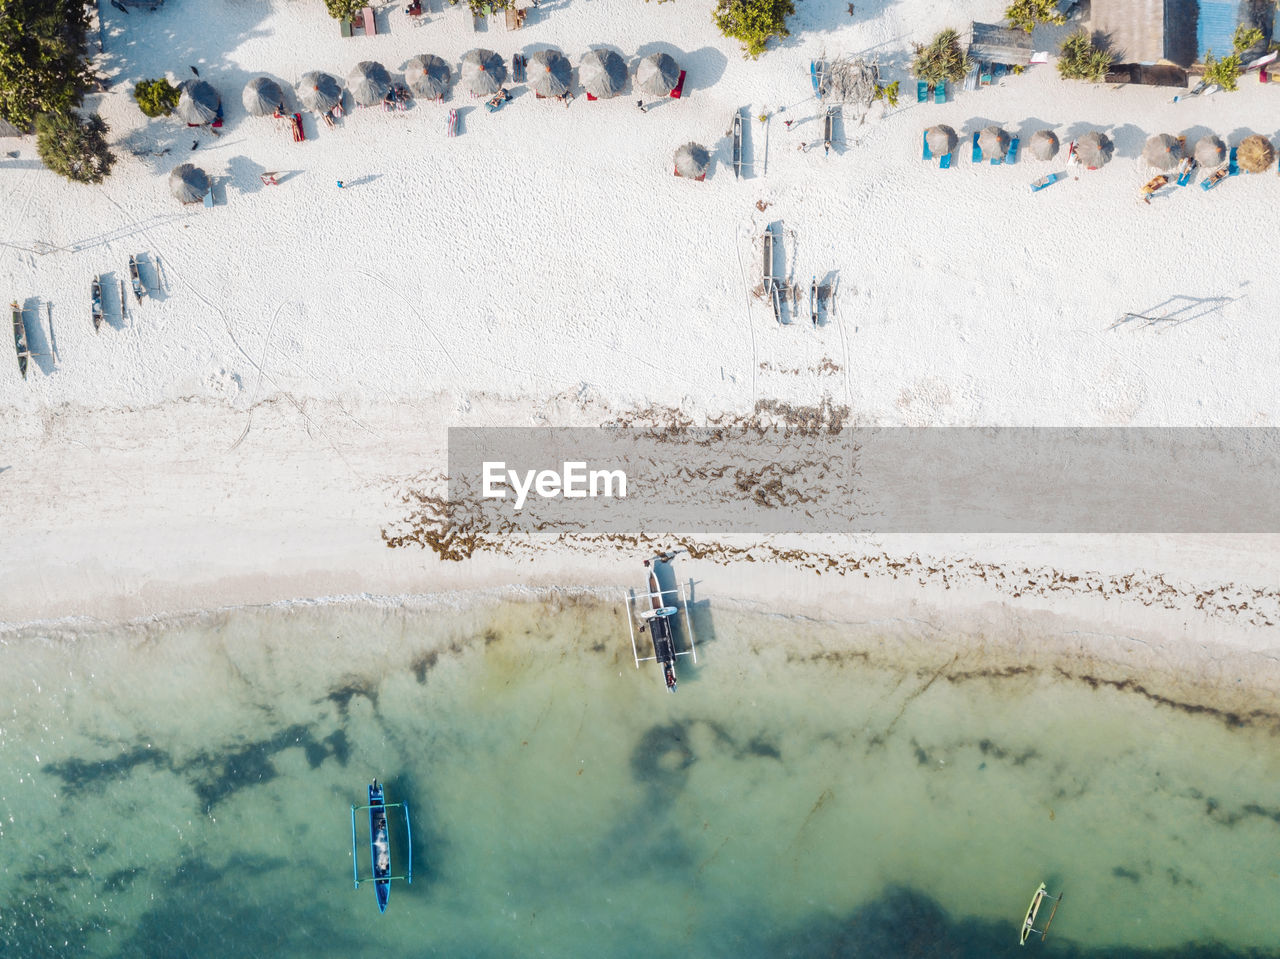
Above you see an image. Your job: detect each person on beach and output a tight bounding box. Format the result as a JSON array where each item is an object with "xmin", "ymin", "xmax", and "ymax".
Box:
[{"xmin": 636, "ymin": 100, "xmax": 647, "ymax": 114}]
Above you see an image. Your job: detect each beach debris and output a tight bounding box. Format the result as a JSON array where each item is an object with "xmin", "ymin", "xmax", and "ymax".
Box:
[
  {"xmin": 817, "ymin": 55, "xmax": 880, "ymax": 107},
  {"xmin": 673, "ymin": 142, "xmax": 709, "ymax": 181}
]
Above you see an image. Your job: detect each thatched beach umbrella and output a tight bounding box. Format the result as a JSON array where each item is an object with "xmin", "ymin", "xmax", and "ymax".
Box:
[
  {"xmin": 1076, "ymin": 131, "xmax": 1112, "ymax": 168},
  {"xmin": 404, "ymin": 54, "xmax": 451, "ymax": 100},
  {"xmin": 347, "ymin": 61, "xmax": 391, "ymax": 106},
  {"xmin": 1193, "ymin": 133, "xmax": 1226, "ymax": 168},
  {"xmin": 673, "ymin": 142, "xmax": 709, "ymax": 180},
  {"xmin": 924, "ymin": 124, "xmax": 957, "ymax": 157},
  {"xmin": 1237, "ymin": 134, "xmax": 1274, "ymax": 173},
  {"xmin": 1142, "ymin": 134, "xmax": 1181, "ymax": 171},
  {"xmin": 461, "ymin": 49, "xmax": 505, "ymax": 96},
  {"xmin": 297, "ymin": 72, "xmax": 342, "ymax": 113},
  {"xmin": 636, "ymin": 52, "xmax": 680, "ymax": 97},
  {"xmin": 168, "ymin": 163, "xmax": 209, "ymax": 204},
  {"xmin": 176, "ymin": 79, "xmax": 220, "ymax": 125},
  {"xmin": 579, "ymin": 49, "xmax": 627, "ymax": 99},
  {"xmin": 978, "ymin": 125, "xmax": 1009, "ymax": 160},
  {"xmin": 529, "ymin": 49, "xmax": 571, "ymax": 98},
  {"xmin": 1028, "ymin": 129, "xmax": 1059, "ymax": 161},
  {"xmin": 242, "ymin": 77, "xmax": 284, "ymax": 117}
]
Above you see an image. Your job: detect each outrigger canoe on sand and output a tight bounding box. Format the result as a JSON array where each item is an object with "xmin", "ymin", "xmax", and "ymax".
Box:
[{"xmin": 12, "ymin": 301, "xmax": 29, "ymax": 379}]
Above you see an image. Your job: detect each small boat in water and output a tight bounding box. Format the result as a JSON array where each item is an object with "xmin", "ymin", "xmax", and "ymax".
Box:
[
  {"xmin": 91, "ymin": 276, "xmax": 103, "ymax": 331},
  {"xmin": 1020, "ymin": 882, "xmax": 1063, "ymax": 944},
  {"xmin": 625, "ymin": 556, "xmax": 699, "ymax": 691},
  {"xmin": 11, "ymin": 301, "xmax": 29, "ymax": 379},
  {"xmin": 351, "ymin": 779, "xmax": 412, "ymax": 913}
]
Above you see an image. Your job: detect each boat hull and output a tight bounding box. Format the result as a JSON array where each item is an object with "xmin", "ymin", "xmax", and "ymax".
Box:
[
  {"xmin": 12, "ymin": 302, "xmax": 28, "ymax": 379},
  {"xmin": 369, "ymin": 781, "xmax": 391, "ymax": 913}
]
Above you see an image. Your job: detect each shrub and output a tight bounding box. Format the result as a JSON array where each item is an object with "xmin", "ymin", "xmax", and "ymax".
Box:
[
  {"xmin": 1202, "ymin": 25, "xmax": 1265, "ymax": 91},
  {"xmin": 323, "ymin": 0, "xmax": 364, "ymax": 18},
  {"xmin": 714, "ymin": 0, "xmax": 796, "ymax": 59},
  {"xmin": 0, "ymin": 0, "xmax": 95, "ymax": 131},
  {"xmin": 912, "ymin": 29, "xmax": 972, "ymax": 87},
  {"xmin": 872, "ymin": 80, "xmax": 900, "ymax": 107},
  {"xmin": 1005, "ymin": 0, "xmax": 1066, "ymax": 33},
  {"xmin": 133, "ymin": 78, "xmax": 179, "ymax": 117},
  {"xmin": 445, "ymin": 0, "xmax": 513, "ymax": 13},
  {"xmin": 35, "ymin": 109, "xmax": 115, "ymax": 184},
  {"xmin": 1057, "ymin": 31, "xmax": 1112, "ymax": 82}
]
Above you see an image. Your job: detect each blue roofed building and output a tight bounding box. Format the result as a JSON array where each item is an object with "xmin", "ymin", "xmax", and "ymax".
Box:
[{"xmin": 1091, "ymin": 0, "xmax": 1274, "ymax": 67}]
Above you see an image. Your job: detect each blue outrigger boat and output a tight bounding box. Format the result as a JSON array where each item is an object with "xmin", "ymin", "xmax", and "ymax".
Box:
[{"xmin": 351, "ymin": 780, "xmax": 412, "ymax": 913}]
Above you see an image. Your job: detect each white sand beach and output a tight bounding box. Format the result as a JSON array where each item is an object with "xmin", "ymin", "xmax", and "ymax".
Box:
[{"xmin": 2, "ymin": 0, "xmax": 1279, "ymax": 702}]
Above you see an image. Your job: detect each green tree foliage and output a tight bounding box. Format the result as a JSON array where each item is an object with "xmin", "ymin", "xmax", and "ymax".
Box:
[
  {"xmin": 133, "ymin": 78, "xmax": 180, "ymax": 118},
  {"xmin": 35, "ymin": 109, "xmax": 115, "ymax": 183},
  {"xmin": 0, "ymin": 0, "xmax": 94, "ymax": 131},
  {"xmin": 1201, "ymin": 25, "xmax": 1265, "ymax": 91},
  {"xmin": 1005, "ymin": 0, "xmax": 1065, "ymax": 34},
  {"xmin": 872, "ymin": 80, "xmax": 900, "ymax": 107},
  {"xmin": 445, "ymin": 0, "xmax": 513, "ymax": 15},
  {"xmin": 324, "ymin": 0, "xmax": 364, "ymax": 18},
  {"xmin": 1057, "ymin": 31, "xmax": 1112, "ymax": 82},
  {"xmin": 911, "ymin": 29, "xmax": 972, "ymax": 87},
  {"xmin": 713, "ymin": 0, "xmax": 795, "ymax": 59}
]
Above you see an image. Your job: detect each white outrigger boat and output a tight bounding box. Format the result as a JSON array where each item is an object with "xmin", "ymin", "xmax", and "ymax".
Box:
[{"xmin": 1020, "ymin": 882, "xmax": 1063, "ymax": 945}]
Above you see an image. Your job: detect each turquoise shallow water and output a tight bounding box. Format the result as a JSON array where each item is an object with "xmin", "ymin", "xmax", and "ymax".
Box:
[{"xmin": 1, "ymin": 594, "xmax": 1279, "ymax": 958}]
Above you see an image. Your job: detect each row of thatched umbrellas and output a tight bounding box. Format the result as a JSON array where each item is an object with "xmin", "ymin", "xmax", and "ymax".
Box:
[
  {"xmin": 924, "ymin": 123, "xmax": 1276, "ymax": 172},
  {"xmin": 172, "ymin": 50, "xmax": 681, "ymax": 126}
]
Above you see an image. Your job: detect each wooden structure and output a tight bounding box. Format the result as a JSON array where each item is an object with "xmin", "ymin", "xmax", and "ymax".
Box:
[
  {"xmin": 504, "ymin": 7, "xmax": 526, "ymax": 29},
  {"xmin": 968, "ymin": 21, "xmax": 1033, "ymax": 66}
]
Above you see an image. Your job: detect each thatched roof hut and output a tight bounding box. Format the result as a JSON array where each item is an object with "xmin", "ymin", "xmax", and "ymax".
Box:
[
  {"xmin": 1237, "ymin": 134, "xmax": 1274, "ymax": 174},
  {"xmin": 169, "ymin": 163, "xmax": 209, "ymax": 204},
  {"xmin": 636, "ymin": 53, "xmax": 680, "ymax": 97},
  {"xmin": 461, "ymin": 49, "xmax": 505, "ymax": 96},
  {"xmin": 978, "ymin": 125, "xmax": 1009, "ymax": 160},
  {"xmin": 1142, "ymin": 133, "xmax": 1181, "ymax": 171},
  {"xmin": 405, "ymin": 55, "xmax": 451, "ymax": 100},
  {"xmin": 1076, "ymin": 131, "xmax": 1112, "ymax": 168},
  {"xmin": 242, "ymin": 77, "xmax": 284, "ymax": 117},
  {"xmin": 1193, "ymin": 134, "xmax": 1226, "ymax": 168},
  {"xmin": 924, "ymin": 125, "xmax": 957, "ymax": 156},
  {"xmin": 347, "ymin": 61, "xmax": 391, "ymax": 107},
  {"xmin": 528, "ymin": 49, "xmax": 571, "ymax": 98},
  {"xmin": 297, "ymin": 72, "xmax": 342, "ymax": 113},
  {"xmin": 1028, "ymin": 129, "xmax": 1058, "ymax": 161},
  {"xmin": 579, "ymin": 49, "xmax": 627, "ymax": 99},
  {"xmin": 673, "ymin": 142, "xmax": 709, "ymax": 180},
  {"xmin": 176, "ymin": 79, "xmax": 220, "ymax": 125}
]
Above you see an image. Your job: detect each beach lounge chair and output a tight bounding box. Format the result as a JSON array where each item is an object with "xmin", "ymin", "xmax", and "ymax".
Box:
[
  {"xmin": 1005, "ymin": 137, "xmax": 1019, "ymax": 164},
  {"xmin": 1175, "ymin": 157, "xmax": 1196, "ymax": 186},
  {"xmin": 940, "ymin": 152, "xmax": 952, "ymax": 169},
  {"xmin": 980, "ymin": 61, "xmax": 993, "ymax": 85},
  {"xmin": 917, "ymin": 80, "xmax": 928, "ymax": 103},
  {"xmin": 670, "ymin": 70, "xmax": 687, "ymax": 99},
  {"xmin": 1201, "ymin": 167, "xmax": 1228, "ymax": 191},
  {"xmin": 361, "ymin": 6, "xmax": 376, "ymax": 34},
  {"xmin": 512, "ymin": 54, "xmax": 526, "ymax": 83},
  {"xmin": 971, "ymin": 132, "xmax": 981, "ymax": 163},
  {"xmin": 340, "ymin": 18, "xmax": 352, "ymax": 37},
  {"xmin": 933, "ymin": 81, "xmax": 946, "ymax": 105},
  {"xmin": 447, "ymin": 108, "xmax": 458, "ymax": 137},
  {"xmin": 504, "ymin": 7, "xmax": 525, "ymax": 28},
  {"xmin": 922, "ymin": 132, "xmax": 932, "ymax": 161},
  {"xmin": 1228, "ymin": 148, "xmax": 1239, "ymax": 176},
  {"xmin": 1030, "ymin": 171, "xmax": 1063, "ymax": 192}
]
